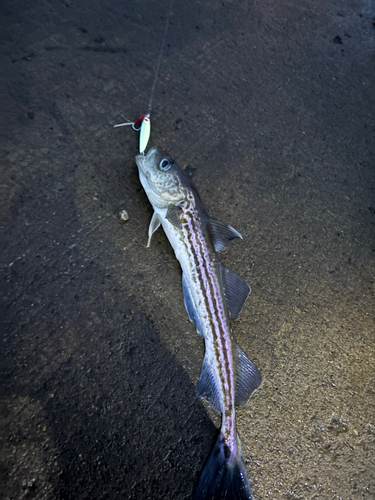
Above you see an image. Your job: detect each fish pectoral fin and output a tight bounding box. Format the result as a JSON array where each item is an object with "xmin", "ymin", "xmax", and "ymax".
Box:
[
  {"xmin": 147, "ymin": 212, "xmax": 161, "ymax": 247},
  {"xmin": 235, "ymin": 343, "xmax": 262, "ymax": 406},
  {"xmin": 165, "ymin": 204, "xmax": 183, "ymax": 229},
  {"xmin": 182, "ymin": 273, "xmax": 203, "ymax": 337},
  {"xmin": 219, "ymin": 263, "xmax": 251, "ymax": 320},
  {"xmin": 209, "ymin": 218, "xmax": 242, "ymax": 251},
  {"xmin": 197, "ymin": 356, "xmax": 221, "ymax": 412}
]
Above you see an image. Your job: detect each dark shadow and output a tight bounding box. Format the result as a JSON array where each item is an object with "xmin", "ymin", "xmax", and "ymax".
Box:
[
  {"xmin": 40, "ymin": 292, "xmax": 215, "ymax": 499},
  {"xmin": 3, "ymin": 237, "xmax": 215, "ymax": 499}
]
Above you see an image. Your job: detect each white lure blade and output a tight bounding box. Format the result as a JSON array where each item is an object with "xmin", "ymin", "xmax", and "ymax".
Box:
[{"xmin": 139, "ymin": 116, "xmax": 151, "ymax": 154}]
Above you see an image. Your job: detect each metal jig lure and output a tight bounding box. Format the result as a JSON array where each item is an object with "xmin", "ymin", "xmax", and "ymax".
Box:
[{"xmin": 113, "ymin": 114, "xmax": 151, "ymax": 154}]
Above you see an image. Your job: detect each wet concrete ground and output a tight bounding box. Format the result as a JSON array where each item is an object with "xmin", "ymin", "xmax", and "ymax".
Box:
[{"xmin": 1, "ymin": 0, "xmax": 374, "ymax": 499}]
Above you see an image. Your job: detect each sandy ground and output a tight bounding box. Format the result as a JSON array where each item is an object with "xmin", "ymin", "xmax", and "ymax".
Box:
[{"xmin": 1, "ymin": 0, "xmax": 374, "ymax": 499}]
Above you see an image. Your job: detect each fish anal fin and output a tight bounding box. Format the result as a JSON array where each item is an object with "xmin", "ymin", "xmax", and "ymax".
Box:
[
  {"xmin": 220, "ymin": 263, "xmax": 251, "ymax": 320},
  {"xmin": 182, "ymin": 274, "xmax": 203, "ymax": 337},
  {"xmin": 235, "ymin": 343, "xmax": 262, "ymax": 406},
  {"xmin": 147, "ymin": 212, "xmax": 161, "ymax": 247},
  {"xmin": 209, "ymin": 218, "xmax": 242, "ymax": 252},
  {"xmin": 166, "ymin": 204, "xmax": 182, "ymax": 229},
  {"xmin": 196, "ymin": 356, "xmax": 221, "ymax": 412}
]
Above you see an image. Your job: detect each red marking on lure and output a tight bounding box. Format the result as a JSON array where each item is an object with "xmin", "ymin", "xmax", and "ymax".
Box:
[{"xmin": 133, "ymin": 114, "xmax": 147, "ymax": 128}]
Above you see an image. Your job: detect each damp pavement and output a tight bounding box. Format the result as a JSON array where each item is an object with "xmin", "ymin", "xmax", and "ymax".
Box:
[{"xmin": 1, "ymin": 1, "xmax": 374, "ymax": 499}]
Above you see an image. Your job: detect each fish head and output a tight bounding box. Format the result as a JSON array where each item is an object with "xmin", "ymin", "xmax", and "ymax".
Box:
[{"xmin": 135, "ymin": 147, "xmax": 189, "ymax": 209}]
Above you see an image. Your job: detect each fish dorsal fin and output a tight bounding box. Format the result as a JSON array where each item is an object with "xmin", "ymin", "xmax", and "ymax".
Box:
[
  {"xmin": 147, "ymin": 212, "xmax": 161, "ymax": 247},
  {"xmin": 235, "ymin": 343, "xmax": 262, "ymax": 405},
  {"xmin": 196, "ymin": 356, "xmax": 221, "ymax": 412},
  {"xmin": 182, "ymin": 273, "xmax": 203, "ymax": 337},
  {"xmin": 166, "ymin": 204, "xmax": 182, "ymax": 229},
  {"xmin": 209, "ymin": 218, "xmax": 242, "ymax": 252},
  {"xmin": 219, "ymin": 263, "xmax": 251, "ymax": 320}
]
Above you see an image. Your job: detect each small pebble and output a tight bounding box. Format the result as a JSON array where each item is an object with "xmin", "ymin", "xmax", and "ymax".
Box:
[{"xmin": 119, "ymin": 209, "xmax": 129, "ymax": 221}]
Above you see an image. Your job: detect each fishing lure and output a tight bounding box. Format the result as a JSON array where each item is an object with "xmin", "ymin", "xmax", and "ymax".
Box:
[
  {"xmin": 114, "ymin": 113, "xmax": 151, "ymax": 154},
  {"xmin": 139, "ymin": 115, "xmax": 151, "ymax": 154}
]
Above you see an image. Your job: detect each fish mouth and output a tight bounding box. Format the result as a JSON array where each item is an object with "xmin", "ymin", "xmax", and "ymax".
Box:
[
  {"xmin": 135, "ymin": 153, "xmax": 146, "ymax": 173},
  {"xmin": 135, "ymin": 147, "xmax": 158, "ymax": 175}
]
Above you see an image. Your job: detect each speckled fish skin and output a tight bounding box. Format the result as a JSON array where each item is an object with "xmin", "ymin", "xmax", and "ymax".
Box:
[{"xmin": 135, "ymin": 147, "xmax": 262, "ymax": 500}]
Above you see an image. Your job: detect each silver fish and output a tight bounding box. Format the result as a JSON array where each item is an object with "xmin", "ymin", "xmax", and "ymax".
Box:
[{"xmin": 135, "ymin": 147, "xmax": 262, "ymax": 500}]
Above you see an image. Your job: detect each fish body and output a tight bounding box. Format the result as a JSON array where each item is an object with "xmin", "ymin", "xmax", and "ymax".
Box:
[{"xmin": 135, "ymin": 147, "xmax": 262, "ymax": 499}]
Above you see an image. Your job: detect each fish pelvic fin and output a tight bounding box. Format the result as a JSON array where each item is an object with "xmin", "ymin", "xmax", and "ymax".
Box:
[
  {"xmin": 147, "ymin": 212, "xmax": 161, "ymax": 247},
  {"xmin": 194, "ymin": 433, "xmax": 253, "ymax": 500}
]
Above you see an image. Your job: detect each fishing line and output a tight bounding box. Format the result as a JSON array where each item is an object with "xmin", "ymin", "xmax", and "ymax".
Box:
[
  {"xmin": 147, "ymin": 0, "xmax": 174, "ymax": 116},
  {"xmin": 114, "ymin": 0, "xmax": 174, "ymax": 154}
]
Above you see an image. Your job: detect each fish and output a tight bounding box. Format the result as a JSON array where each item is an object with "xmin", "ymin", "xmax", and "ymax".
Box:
[{"xmin": 135, "ymin": 147, "xmax": 262, "ymax": 500}]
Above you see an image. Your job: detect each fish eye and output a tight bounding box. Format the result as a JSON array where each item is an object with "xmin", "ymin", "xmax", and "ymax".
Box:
[{"xmin": 159, "ymin": 158, "xmax": 171, "ymax": 171}]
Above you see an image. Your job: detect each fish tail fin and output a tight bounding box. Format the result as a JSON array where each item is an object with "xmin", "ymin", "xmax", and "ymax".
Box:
[{"xmin": 194, "ymin": 432, "xmax": 253, "ymax": 500}]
